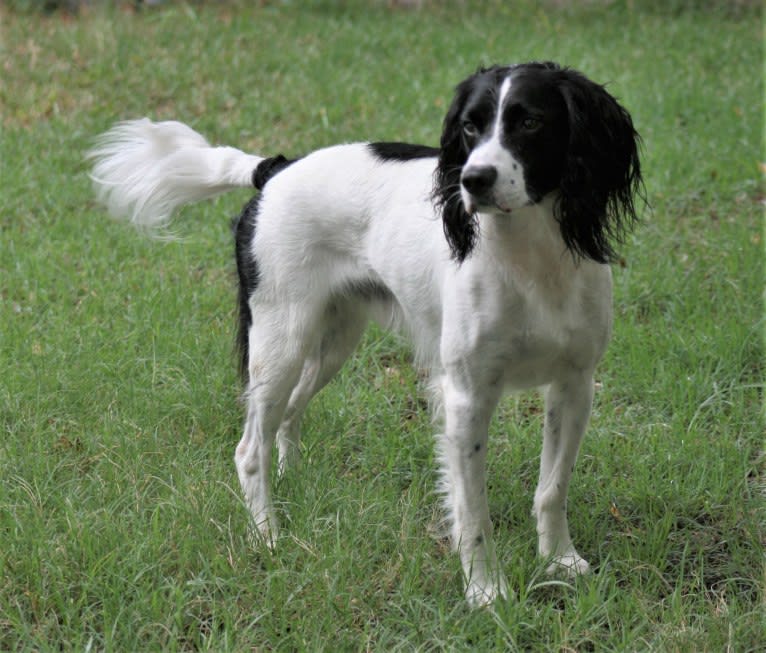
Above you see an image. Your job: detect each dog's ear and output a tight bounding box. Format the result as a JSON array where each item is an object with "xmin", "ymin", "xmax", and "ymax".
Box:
[
  {"xmin": 434, "ymin": 75, "xmax": 479, "ymax": 262},
  {"xmin": 555, "ymin": 70, "xmax": 645, "ymax": 263}
]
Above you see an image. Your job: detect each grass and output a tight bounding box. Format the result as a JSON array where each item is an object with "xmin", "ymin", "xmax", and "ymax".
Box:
[{"xmin": 1, "ymin": 1, "xmax": 763, "ymax": 650}]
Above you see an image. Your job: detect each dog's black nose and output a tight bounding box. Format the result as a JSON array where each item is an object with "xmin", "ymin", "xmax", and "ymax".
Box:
[{"xmin": 461, "ymin": 165, "xmax": 498, "ymax": 195}]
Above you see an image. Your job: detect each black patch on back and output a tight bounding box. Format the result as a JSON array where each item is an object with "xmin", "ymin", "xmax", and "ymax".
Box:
[
  {"xmin": 231, "ymin": 195, "xmax": 261, "ymax": 380},
  {"xmin": 368, "ymin": 142, "xmax": 439, "ymax": 162},
  {"xmin": 252, "ymin": 155, "xmax": 298, "ymax": 190}
]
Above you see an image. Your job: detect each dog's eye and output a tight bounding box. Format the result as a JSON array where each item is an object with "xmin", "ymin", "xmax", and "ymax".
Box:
[
  {"xmin": 521, "ymin": 117, "xmax": 542, "ymax": 131},
  {"xmin": 462, "ymin": 121, "xmax": 479, "ymax": 138}
]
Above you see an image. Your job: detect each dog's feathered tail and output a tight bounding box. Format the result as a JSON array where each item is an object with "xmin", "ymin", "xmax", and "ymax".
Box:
[{"xmin": 87, "ymin": 118, "xmax": 264, "ymax": 229}]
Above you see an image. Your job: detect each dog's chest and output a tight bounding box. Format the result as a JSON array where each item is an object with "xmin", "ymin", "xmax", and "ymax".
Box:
[
  {"xmin": 500, "ymin": 291, "xmax": 588, "ymax": 388},
  {"xmin": 444, "ymin": 262, "xmax": 611, "ymax": 390},
  {"xmin": 512, "ymin": 271, "xmax": 611, "ymax": 385}
]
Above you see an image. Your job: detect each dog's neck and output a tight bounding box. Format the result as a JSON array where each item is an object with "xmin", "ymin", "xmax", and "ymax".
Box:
[
  {"xmin": 471, "ymin": 194, "xmax": 591, "ymax": 295},
  {"xmin": 475, "ymin": 195, "xmax": 562, "ymax": 255}
]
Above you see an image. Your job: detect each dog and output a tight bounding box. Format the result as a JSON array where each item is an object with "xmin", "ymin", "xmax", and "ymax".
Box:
[{"xmin": 89, "ymin": 61, "xmax": 643, "ymax": 607}]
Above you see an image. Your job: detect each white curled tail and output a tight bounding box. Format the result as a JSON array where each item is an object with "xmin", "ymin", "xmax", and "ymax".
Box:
[{"xmin": 87, "ymin": 118, "xmax": 263, "ymax": 230}]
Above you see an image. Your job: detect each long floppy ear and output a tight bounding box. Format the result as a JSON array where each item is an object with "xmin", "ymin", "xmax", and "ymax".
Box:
[
  {"xmin": 434, "ymin": 74, "xmax": 480, "ymax": 262},
  {"xmin": 555, "ymin": 70, "xmax": 645, "ymax": 263}
]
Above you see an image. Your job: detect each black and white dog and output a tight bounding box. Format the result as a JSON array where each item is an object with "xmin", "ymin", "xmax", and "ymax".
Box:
[{"xmin": 89, "ymin": 62, "xmax": 643, "ymax": 607}]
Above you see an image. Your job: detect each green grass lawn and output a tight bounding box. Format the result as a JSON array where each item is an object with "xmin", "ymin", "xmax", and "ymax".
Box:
[{"xmin": 1, "ymin": 1, "xmax": 762, "ymax": 650}]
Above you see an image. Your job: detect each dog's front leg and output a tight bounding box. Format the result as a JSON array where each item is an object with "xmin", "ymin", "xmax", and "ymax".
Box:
[
  {"xmin": 533, "ymin": 373, "xmax": 594, "ymax": 577},
  {"xmin": 438, "ymin": 370, "xmax": 507, "ymax": 608}
]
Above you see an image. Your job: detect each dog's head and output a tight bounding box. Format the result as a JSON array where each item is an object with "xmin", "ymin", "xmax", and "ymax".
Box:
[{"xmin": 435, "ymin": 62, "xmax": 644, "ymax": 263}]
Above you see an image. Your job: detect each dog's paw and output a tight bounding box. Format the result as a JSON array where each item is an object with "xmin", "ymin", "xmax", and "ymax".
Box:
[
  {"xmin": 247, "ymin": 519, "xmax": 279, "ymax": 551},
  {"xmin": 465, "ymin": 574, "xmax": 509, "ymax": 609},
  {"xmin": 545, "ymin": 552, "xmax": 590, "ymax": 578}
]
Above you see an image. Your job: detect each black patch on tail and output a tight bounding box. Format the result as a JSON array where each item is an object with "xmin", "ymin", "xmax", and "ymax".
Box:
[
  {"xmin": 252, "ymin": 155, "xmax": 297, "ymax": 190},
  {"xmin": 232, "ymin": 195, "xmax": 261, "ymax": 381}
]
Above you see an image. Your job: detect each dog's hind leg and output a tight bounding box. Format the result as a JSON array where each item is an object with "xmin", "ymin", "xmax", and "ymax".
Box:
[
  {"xmin": 275, "ymin": 300, "xmax": 367, "ymax": 476},
  {"xmin": 234, "ymin": 302, "xmax": 320, "ymax": 548},
  {"xmin": 274, "ymin": 354, "xmax": 322, "ymax": 478}
]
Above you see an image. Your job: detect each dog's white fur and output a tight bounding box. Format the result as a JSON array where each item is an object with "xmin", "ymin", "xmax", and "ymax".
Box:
[
  {"xmin": 90, "ymin": 103, "xmax": 611, "ymax": 607},
  {"xmin": 89, "ymin": 118, "xmax": 263, "ymax": 228}
]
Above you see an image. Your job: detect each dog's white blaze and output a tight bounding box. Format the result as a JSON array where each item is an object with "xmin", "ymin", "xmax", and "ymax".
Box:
[{"xmin": 494, "ymin": 76, "xmax": 513, "ymax": 138}]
